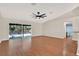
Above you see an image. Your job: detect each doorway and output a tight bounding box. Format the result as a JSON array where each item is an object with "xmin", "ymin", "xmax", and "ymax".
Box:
[
  {"xmin": 64, "ymin": 22, "xmax": 73, "ymax": 39},
  {"xmin": 63, "ymin": 21, "xmax": 73, "ymax": 55}
]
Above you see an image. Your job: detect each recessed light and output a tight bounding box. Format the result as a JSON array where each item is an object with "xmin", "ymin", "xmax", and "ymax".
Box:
[{"xmin": 31, "ymin": 3, "xmax": 37, "ymax": 5}]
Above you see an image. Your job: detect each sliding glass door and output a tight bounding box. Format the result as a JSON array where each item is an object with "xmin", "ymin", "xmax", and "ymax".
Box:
[{"xmin": 9, "ymin": 23, "xmax": 32, "ymax": 39}]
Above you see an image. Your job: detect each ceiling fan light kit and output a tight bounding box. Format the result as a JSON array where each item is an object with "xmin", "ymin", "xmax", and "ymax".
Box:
[{"xmin": 33, "ymin": 12, "xmax": 47, "ymax": 19}]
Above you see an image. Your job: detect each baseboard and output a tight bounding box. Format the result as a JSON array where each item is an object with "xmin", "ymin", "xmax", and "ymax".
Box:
[
  {"xmin": 32, "ymin": 35, "xmax": 64, "ymax": 39},
  {"xmin": 0, "ymin": 39, "xmax": 9, "ymax": 43},
  {"xmin": 44, "ymin": 35, "xmax": 65, "ymax": 39},
  {"xmin": 72, "ymin": 38, "xmax": 77, "ymax": 41},
  {"xmin": 0, "ymin": 41, "xmax": 2, "ymax": 43}
]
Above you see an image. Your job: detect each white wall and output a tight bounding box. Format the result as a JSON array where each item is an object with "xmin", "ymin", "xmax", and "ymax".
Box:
[
  {"xmin": 31, "ymin": 23, "xmax": 42, "ymax": 36},
  {"xmin": 72, "ymin": 16, "xmax": 79, "ymax": 55},
  {"xmin": 0, "ymin": 17, "xmax": 43, "ymax": 42},
  {"xmin": 8, "ymin": 19, "xmax": 43, "ymax": 36},
  {"xmin": 43, "ymin": 17, "xmax": 73, "ymax": 39},
  {"xmin": 0, "ymin": 13, "xmax": 78, "ymax": 42},
  {"xmin": 0, "ymin": 17, "xmax": 9, "ymax": 41}
]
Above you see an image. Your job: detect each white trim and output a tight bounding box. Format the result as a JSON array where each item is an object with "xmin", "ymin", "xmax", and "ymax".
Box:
[
  {"xmin": 0, "ymin": 38, "xmax": 9, "ymax": 42},
  {"xmin": 0, "ymin": 40, "xmax": 2, "ymax": 43},
  {"xmin": 76, "ymin": 50, "xmax": 79, "ymax": 56},
  {"xmin": 72, "ymin": 39, "xmax": 77, "ymax": 41}
]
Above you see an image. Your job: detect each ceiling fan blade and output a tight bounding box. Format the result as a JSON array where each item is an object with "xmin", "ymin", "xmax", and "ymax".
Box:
[
  {"xmin": 32, "ymin": 13, "xmax": 36, "ymax": 16},
  {"xmin": 41, "ymin": 13, "xmax": 46, "ymax": 16},
  {"xmin": 44, "ymin": 15, "xmax": 47, "ymax": 17},
  {"xmin": 32, "ymin": 13, "xmax": 38, "ymax": 19}
]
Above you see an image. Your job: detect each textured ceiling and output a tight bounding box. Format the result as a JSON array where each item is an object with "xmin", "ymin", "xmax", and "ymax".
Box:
[{"xmin": 0, "ymin": 3, "xmax": 79, "ymax": 23}]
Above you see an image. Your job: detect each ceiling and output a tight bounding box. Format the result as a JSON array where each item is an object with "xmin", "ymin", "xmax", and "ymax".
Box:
[{"xmin": 0, "ymin": 3, "xmax": 79, "ymax": 23}]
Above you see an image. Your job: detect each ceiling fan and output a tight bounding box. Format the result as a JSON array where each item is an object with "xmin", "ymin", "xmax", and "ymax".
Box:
[{"xmin": 33, "ymin": 12, "xmax": 47, "ymax": 19}]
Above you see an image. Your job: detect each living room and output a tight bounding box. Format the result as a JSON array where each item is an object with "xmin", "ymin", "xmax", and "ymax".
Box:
[{"xmin": 0, "ymin": 3, "xmax": 79, "ymax": 56}]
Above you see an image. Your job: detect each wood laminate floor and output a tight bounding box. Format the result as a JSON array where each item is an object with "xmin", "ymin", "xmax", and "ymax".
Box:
[{"xmin": 0, "ymin": 36, "xmax": 77, "ymax": 56}]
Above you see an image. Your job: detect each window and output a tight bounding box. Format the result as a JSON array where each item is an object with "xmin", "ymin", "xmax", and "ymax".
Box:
[{"xmin": 9, "ymin": 23, "xmax": 32, "ymax": 39}]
